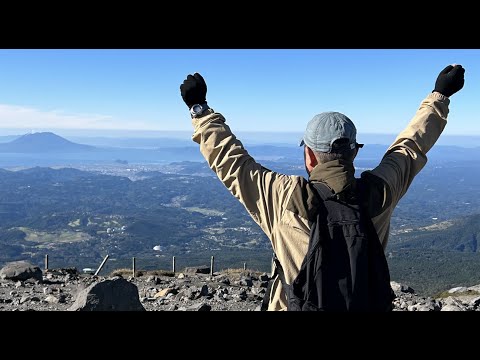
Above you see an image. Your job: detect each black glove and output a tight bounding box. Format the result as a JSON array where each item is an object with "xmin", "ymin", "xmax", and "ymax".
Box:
[
  {"xmin": 180, "ymin": 73, "xmax": 207, "ymax": 108},
  {"xmin": 433, "ymin": 64, "xmax": 465, "ymax": 97}
]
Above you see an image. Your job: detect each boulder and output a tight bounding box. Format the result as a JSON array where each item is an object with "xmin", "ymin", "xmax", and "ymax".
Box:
[
  {"xmin": 187, "ymin": 302, "xmax": 211, "ymax": 311},
  {"xmin": 183, "ymin": 266, "xmax": 210, "ymax": 275},
  {"xmin": 390, "ymin": 281, "xmax": 414, "ymax": 294},
  {"xmin": 259, "ymin": 273, "xmax": 270, "ymax": 282},
  {"xmin": 0, "ymin": 261, "xmax": 43, "ymax": 282},
  {"xmin": 448, "ymin": 286, "xmax": 468, "ymax": 294},
  {"xmin": 69, "ymin": 277, "xmax": 145, "ymax": 311},
  {"xmin": 45, "ymin": 295, "xmax": 59, "ymax": 304},
  {"xmin": 467, "ymin": 284, "xmax": 480, "ymax": 293},
  {"xmin": 239, "ymin": 276, "xmax": 253, "ymax": 287},
  {"xmin": 154, "ymin": 287, "xmax": 176, "ymax": 298},
  {"xmin": 441, "ymin": 304, "xmax": 465, "ymax": 311}
]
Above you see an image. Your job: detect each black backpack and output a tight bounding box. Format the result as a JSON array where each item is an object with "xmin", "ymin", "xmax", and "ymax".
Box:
[{"xmin": 261, "ymin": 180, "xmax": 395, "ymax": 311}]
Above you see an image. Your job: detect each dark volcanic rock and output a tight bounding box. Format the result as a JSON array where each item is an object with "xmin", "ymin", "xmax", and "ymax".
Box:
[
  {"xmin": 0, "ymin": 261, "xmax": 43, "ymax": 282},
  {"xmin": 187, "ymin": 302, "xmax": 211, "ymax": 311},
  {"xmin": 69, "ymin": 277, "xmax": 145, "ymax": 311},
  {"xmin": 239, "ymin": 277, "xmax": 253, "ymax": 287},
  {"xmin": 259, "ymin": 273, "xmax": 270, "ymax": 282},
  {"xmin": 183, "ymin": 266, "xmax": 210, "ymax": 275}
]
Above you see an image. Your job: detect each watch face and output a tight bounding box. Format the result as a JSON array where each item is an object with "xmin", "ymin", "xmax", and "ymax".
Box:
[{"xmin": 192, "ymin": 104, "xmax": 202, "ymax": 113}]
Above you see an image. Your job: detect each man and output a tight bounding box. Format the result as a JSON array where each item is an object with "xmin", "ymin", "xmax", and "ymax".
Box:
[{"xmin": 180, "ymin": 64, "xmax": 465, "ymax": 311}]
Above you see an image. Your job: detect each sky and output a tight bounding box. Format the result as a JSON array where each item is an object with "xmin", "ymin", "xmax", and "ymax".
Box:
[{"xmin": 0, "ymin": 49, "xmax": 477, "ymax": 138}]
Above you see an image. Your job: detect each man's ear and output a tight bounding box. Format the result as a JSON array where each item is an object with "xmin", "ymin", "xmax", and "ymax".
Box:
[
  {"xmin": 305, "ymin": 146, "xmax": 318, "ymax": 171},
  {"xmin": 353, "ymin": 147, "xmax": 359, "ymax": 159}
]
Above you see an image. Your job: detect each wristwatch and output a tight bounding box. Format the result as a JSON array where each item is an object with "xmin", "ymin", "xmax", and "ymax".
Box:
[{"xmin": 190, "ymin": 103, "xmax": 210, "ymax": 118}]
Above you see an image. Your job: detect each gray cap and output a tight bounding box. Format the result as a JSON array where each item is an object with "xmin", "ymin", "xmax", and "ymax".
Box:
[{"xmin": 299, "ymin": 111, "xmax": 360, "ymax": 153}]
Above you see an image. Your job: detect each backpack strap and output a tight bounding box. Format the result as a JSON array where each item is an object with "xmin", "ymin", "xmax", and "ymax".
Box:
[
  {"xmin": 311, "ymin": 181, "xmax": 336, "ymax": 201},
  {"xmin": 355, "ymin": 179, "xmax": 381, "ymax": 243},
  {"xmin": 261, "ymin": 182, "xmax": 332, "ymax": 311},
  {"xmin": 355, "ymin": 178, "xmax": 396, "ymax": 310},
  {"xmin": 260, "ymin": 253, "xmax": 288, "ymax": 311}
]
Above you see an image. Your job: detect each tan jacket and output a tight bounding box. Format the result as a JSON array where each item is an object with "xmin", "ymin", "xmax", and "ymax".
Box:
[{"xmin": 191, "ymin": 92, "xmax": 450, "ymax": 311}]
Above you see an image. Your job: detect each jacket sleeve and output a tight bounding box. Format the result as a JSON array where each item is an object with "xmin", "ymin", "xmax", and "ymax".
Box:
[
  {"xmin": 367, "ymin": 91, "xmax": 450, "ymax": 209},
  {"xmin": 191, "ymin": 109, "xmax": 296, "ymax": 241}
]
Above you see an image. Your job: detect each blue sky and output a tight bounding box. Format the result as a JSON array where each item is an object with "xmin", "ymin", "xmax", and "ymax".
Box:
[{"xmin": 0, "ymin": 49, "xmax": 477, "ymax": 137}]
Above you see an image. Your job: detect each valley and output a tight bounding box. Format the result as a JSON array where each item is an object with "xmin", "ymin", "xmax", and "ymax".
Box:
[{"xmin": 1, "ymin": 132, "xmax": 480, "ymax": 296}]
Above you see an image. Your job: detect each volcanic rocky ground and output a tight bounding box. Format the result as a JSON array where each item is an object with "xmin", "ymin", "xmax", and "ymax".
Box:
[{"xmin": 1, "ymin": 261, "xmax": 479, "ymax": 311}]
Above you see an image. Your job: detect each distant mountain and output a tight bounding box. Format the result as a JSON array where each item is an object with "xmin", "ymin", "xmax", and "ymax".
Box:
[
  {"xmin": 0, "ymin": 135, "xmax": 20, "ymax": 143},
  {"xmin": 0, "ymin": 132, "xmax": 95, "ymax": 153},
  {"xmin": 1, "ymin": 131, "xmax": 480, "ymax": 169},
  {"xmin": 389, "ymin": 213, "xmax": 480, "ymax": 253}
]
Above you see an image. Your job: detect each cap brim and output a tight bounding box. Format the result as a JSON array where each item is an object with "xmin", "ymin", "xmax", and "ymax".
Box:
[{"xmin": 356, "ymin": 143, "xmax": 364, "ymax": 148}]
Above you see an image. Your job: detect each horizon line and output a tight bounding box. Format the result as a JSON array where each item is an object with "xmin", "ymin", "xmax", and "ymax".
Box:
[{"xmin": 0, "ymin": 128, "xmax": 480, "ymax": 137}]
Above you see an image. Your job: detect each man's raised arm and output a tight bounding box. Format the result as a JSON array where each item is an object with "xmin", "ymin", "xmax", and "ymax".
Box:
[{"xmin": 179, "ymin": 73, "xmax": 295, "ymax": 240}]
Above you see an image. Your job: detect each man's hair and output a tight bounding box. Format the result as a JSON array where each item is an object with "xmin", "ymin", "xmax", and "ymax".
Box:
[{"xmin": 312, "ymin": 138, "xmax": 356, "ymax": 164}]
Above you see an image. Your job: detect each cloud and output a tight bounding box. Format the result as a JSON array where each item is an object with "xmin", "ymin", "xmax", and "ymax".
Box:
[{"xmin": 0, "ymin": 103, "xmax": 157, "ymax": 130}]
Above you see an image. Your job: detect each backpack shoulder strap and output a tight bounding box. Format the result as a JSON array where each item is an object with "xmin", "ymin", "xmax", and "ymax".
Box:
[
  {"xmin": 260, "ymin": 253, "xmax": 287, "ymax": 311},
  {"xmin": 355, "ymin": 178, "xmax": 381, "ymax": 243},
  {"xmin": 262, "ymin": 182, "xmax": 331, "ymax": 311},
  {"xmin": 310, "ymin": 181, "xmax": 335, "ymax": 201},
  {"xmin": 355, "ymin": 178, "xmax": 395, "ymax": 310}
]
